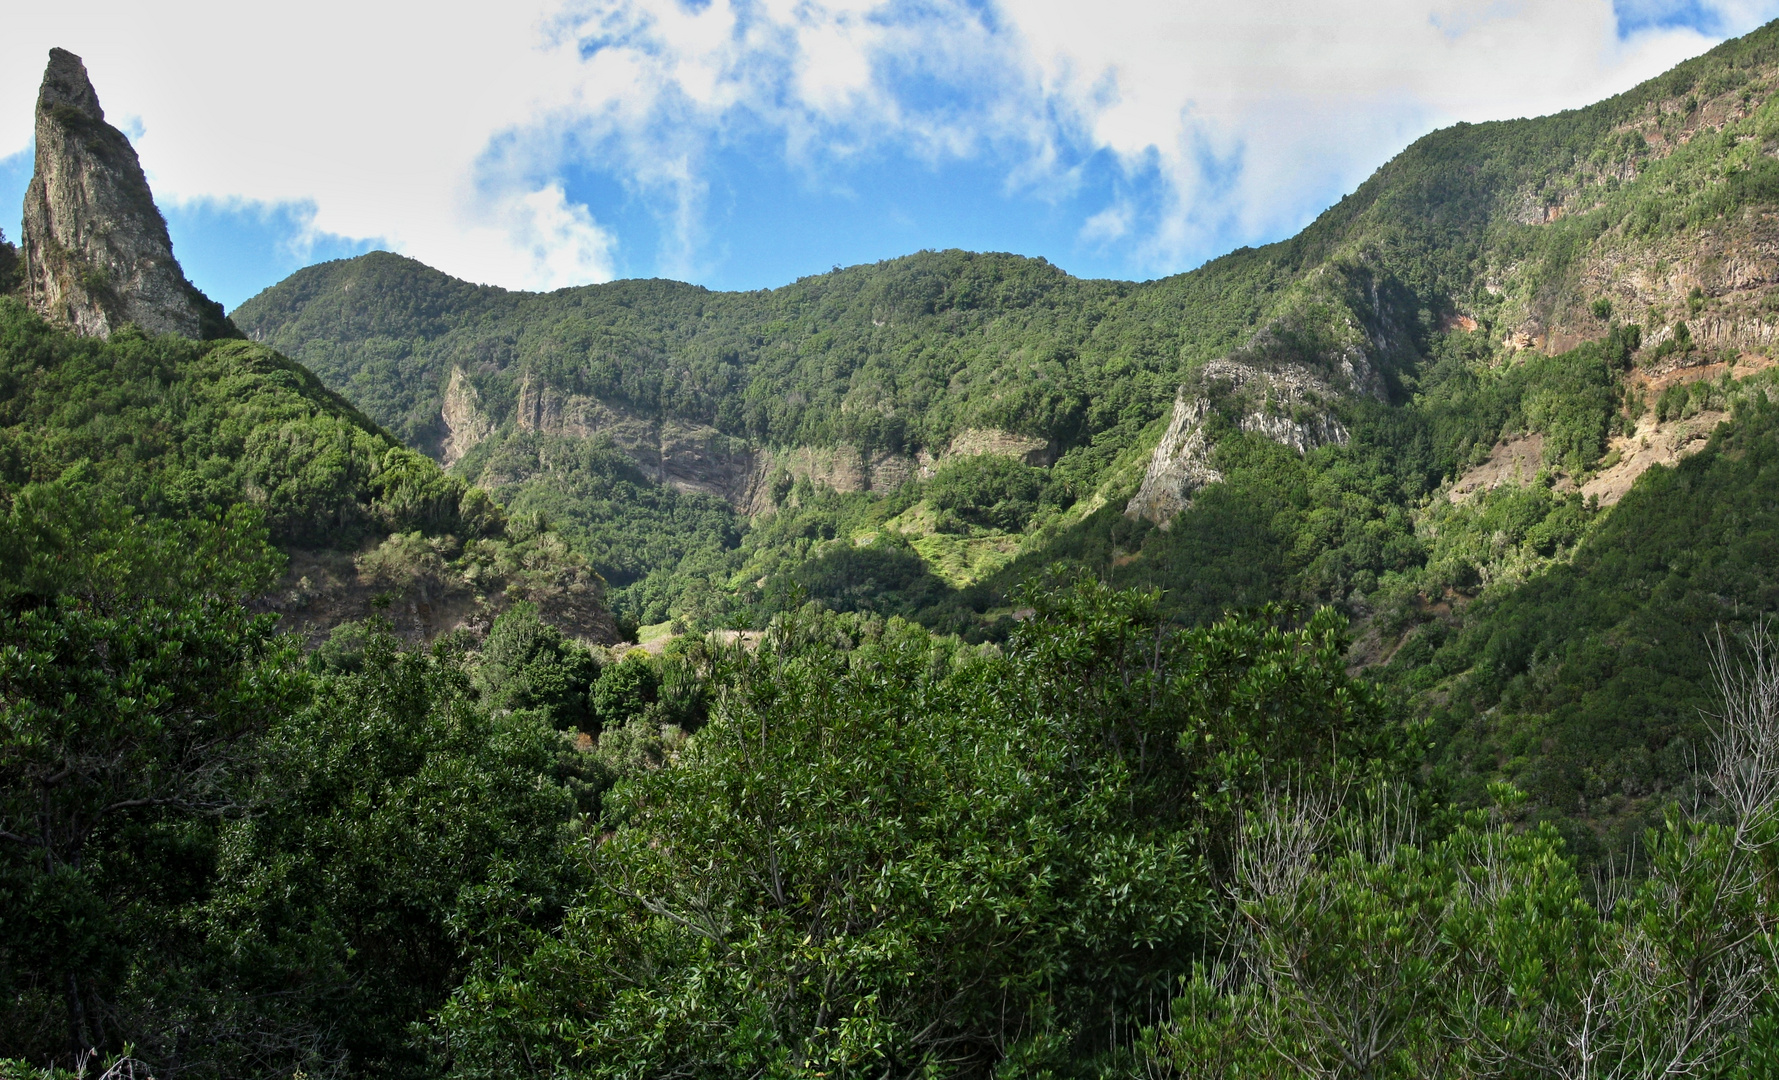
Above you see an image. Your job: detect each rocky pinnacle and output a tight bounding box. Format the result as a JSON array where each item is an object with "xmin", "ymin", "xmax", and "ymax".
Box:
[{"xmin": 20, "ymin": 48, "xmax": 232, "ymax": 339}]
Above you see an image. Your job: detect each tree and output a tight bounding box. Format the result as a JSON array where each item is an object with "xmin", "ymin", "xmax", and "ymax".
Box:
[
  {"xmin": 1146, "ymin": 620, "xmax": 1779, "ymax": 1079},
  {"xmin": 0, "ymin": 488, "xmax": 301, "ymax": 1064},
  {"xmin": 437, "ymin": 577, "xmax": 1409, "ymax": 1078},
  {"xmin": 475, "ymin": 602, "xmax": 600, "ymax": 731},
  {"xmin": 193, "ymin": 620, "xmax": 575, "ymax": 1080}
]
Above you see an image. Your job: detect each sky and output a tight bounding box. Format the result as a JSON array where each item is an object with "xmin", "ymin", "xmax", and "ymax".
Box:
[{"xmin": 2, "ymin": 1, "xmax": 1777, "ymax": 310}]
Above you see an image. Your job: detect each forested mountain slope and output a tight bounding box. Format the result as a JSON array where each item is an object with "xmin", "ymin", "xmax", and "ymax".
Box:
[
  {"xmin": 232, "ymin": 22, "xmax": 1779, "ymax": 846},
  {"xmin": 14, "ymin": 28, "xmax": 1779, "ymax": 1080},
  {"xmin": 0, "ymin": 301, "xmax": 619, "ymax": 644},
  {"xmin": 237, "ymin": 21, "xmax": 1779, "ymax": 623}
]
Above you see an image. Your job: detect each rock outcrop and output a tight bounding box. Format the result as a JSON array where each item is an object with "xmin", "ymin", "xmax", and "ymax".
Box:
[
  {"xmin": 496, "ymin": 373, "xmax": 1059, "ymax": 514},
  {"xmin": 1123, "ymin": 393, "xmax": 1226, "ymax": 526},
  {"xmin": 20, "ymin": 48, "xmax": 232, "ymax": 340},
  {"xmin": 1125, "ymin": 359, "xmax": 1350, "ymax": 526},
  {"xmin": 440, "ymin": 368, "xmax": 495, "ymax": 467},
  {"xmin": 507, "ymin": 373, "xmax": 761, "ymax": 504},
  {"xmin": 942, "ymin": 428, "xmax": 1054, "ymax": 467}
]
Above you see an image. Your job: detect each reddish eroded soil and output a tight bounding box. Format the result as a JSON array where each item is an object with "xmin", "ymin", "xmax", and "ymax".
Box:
[
  {"xmin": 1446, "ymin": 354, "xmax": 1771, "ymax": 509},
  {"xmin": 1629, "ymin": 350, "xmax": 1777, "ymax": 393}
]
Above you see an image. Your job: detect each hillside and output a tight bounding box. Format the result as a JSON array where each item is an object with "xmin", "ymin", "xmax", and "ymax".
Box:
[
  {"xmin": 0, "ymin": 299, "xmax": 619, "ymax": 644},
  {"xmin": 230, "ymin": 23, "xmax": 1779, "ymax": 844},
  {"xmin": 15, "ymin": 27, "xmax": 1779, "ymax": 1080},
  {"xmin": 0, "ymin": 48, "xmax": 618, "ymax": 648},
  {"xmin": 237, "ymin": 24, "xmax": 1779, "ymax": 601}
]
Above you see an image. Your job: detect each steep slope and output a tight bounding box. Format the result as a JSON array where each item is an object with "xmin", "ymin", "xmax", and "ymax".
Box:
[
  {"xmin": 1390, "ymin": 391, "xmax": 1779, "ymax": 858},
  {"xmin": 0, "ymin": 50, "xmax": 618, "ymax": 646},
  {"xmin": 234, "ymin": 21, "xmax": 1779, "ymax": 634},
  {"xmin": 0, "ymin": 300, "xmax": 619, "ymax": 644}
]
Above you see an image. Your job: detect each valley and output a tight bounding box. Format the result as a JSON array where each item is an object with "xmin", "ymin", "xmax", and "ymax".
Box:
[
  {"xmin": 8, "ymin": 20, "xmax": 1779, "ymax": 1080},
  {"xmin": 224, "ymin": 24, "xmax": 1779, "ymax": 854}
]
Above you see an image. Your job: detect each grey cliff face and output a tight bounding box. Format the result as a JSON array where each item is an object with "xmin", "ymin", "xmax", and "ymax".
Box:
[
  {"xmin": 1125, "ymin": 360, "xmax": 1351, "ymax": 527},
  {"xmin": 20, "ymin": 48, "xmax": 230, "ymax": 339}
]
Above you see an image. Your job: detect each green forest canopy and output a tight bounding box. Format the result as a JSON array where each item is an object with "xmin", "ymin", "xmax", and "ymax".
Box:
[{"xmin": 10, "ymin": 17, "xmax": 1779, "ymax": 1080}]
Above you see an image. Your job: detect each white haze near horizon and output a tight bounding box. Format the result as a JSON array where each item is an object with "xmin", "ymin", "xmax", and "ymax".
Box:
[{"xmin": 1, "ymin": 0, "xmax": 1776, "ymax": 303}]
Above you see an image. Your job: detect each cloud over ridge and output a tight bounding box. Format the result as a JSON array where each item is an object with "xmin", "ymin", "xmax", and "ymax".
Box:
[{"xmin": 1, "ymin": 0, "xmax": 1772, "ymax": 299}]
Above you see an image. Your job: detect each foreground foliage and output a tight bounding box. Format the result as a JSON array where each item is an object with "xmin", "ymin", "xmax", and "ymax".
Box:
[
  {"xmin": 437, "ymin": 579, "xmax": 1407, "ymax": 1078},
  {"xmin": 6, "ymin": 486, "xmax": 1779, "ymax": 1079},
  {"xmin": 1150, "ymin": 630, "xmax": 1779, "ymax": 1079},
  {"xmin": 11, "ymin": 21, "xmax": 1779, "ymax": 1080},
  {"xmin": 0, "ymin": 493, "xmax": 577, "ymax": 1079}
]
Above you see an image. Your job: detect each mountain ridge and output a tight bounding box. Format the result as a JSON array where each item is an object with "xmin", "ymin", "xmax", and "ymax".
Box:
[
  {"xmin": 227, "ymin": 18, "xmax": 1779, "ymax": 848},
  {"xmin": 234, "ymin": 16, "xmax": 1779, "ymax": 494}
]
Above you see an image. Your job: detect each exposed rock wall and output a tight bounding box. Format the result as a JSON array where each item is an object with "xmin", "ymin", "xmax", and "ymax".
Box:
[
  {"xmin": 480, "ymin": 372, "xmax": 1060, "ymax": 515},
  {"xmin": 738, "ymin": 445, "xmax": 920, "ymax": 515},
  {"xmin": 20, "ymin": 49, "xmax": 228, "ymax": 340},
  {"xmin": 1125, "ymin": 360, "xmax": 1350, "ymax": 526},
  {"xmin": 943, "ymin": 428, "xmax": 1054, "ymax": 467},
  {"xmin": 262, "ymin": 536, "xmax": 620, "ymax": 649},
  {"xmin": 1123, "ymin": 394, "xmax": 1225, "ymax": 526},
  {"xmin": 440, "ymin": 368, "xmax": 494, "ymax": 466},
  {"xmin": 511, "ymin": 374, "xmax": 759, "ymax": 505},
  {"xmin": 731, "ymin": 428, "xmax": 1051, "ymax": 515}
]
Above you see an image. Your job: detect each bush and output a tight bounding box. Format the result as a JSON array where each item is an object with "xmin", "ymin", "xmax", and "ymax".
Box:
[
  {"xmin": 588, "ymin": 653, "xmax": 658, "ymax": 730},
  {"xmin": 476, "ymin": 602, "xmax": 600, "ymax": 731},
  {"xmin": 787, "ymin": 538, "xmax": 950, "ymax": 617},
  {"xmin": 436, "ymin": 578, "xmax": 1414, "ymax": 1077}
]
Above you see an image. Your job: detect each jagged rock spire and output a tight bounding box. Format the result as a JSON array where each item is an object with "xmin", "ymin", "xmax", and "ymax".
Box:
[
  {"xmin": 20, "ymin": 48, "xmax": 233, "ymax": 339},
  {"xmin": 37, "ymin": 48, "xmax": 105, "ymax": 120}
]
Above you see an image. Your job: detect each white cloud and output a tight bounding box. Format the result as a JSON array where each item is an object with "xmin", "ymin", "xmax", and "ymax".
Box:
[
  {"xmin": 501, "ymin": 184, "xmax": 619, "ymax": 290},
  {"xmin": 1003, "ymin": 0, "xmax": 1759, "ymax": 269},
  {"xmin": 1081, "ymin": 201, "xmax": 1133, "ymax": 245},
  {"xmin": 0, "ymin": 0, "xmax": 604, "ymax": 288},
  {"xmin": 1, "ymin": 0, "xmax": 1775, "ymax": 290}
]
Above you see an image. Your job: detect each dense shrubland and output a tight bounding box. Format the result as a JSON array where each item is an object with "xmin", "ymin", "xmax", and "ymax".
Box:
[
  {"xmin": 0, "ymin": 483, "xmax": 691, "ymax": 1079},
  {"xmin": 0, "ymin": 299, "xmax": 619, "ymax": 642},
  {"xmin": 8, "ymin": 488, "xmax": 1779, "ymax": 1078},
  {"xmin": 436, "ymin": 580, "xmax": 1410, "ymax": 1079},
  {"xmin": 1149, "ymin": 627, "xmax": 1779, "ymax": 1079},
  {"xmin": 0, "ymin": 299, "xmax": 491, "ymax": 550},
  {"xmin": 0, "ymin": 475, "xmax": 1413, "ymax": 1077},
  {"xmin": 2, "ymin": 311, "xmax": 1778, "ymax": 1078}
]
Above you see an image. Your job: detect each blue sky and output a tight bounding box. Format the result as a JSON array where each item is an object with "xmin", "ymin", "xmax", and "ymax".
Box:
[{"xmin": 2, "ymin": 0, "xmax": 1775, "ymax": 310}]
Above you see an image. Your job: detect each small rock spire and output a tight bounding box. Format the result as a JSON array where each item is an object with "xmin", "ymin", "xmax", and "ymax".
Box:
[
  {"xmin": 19, "ymin": 48, "xmax": 235, "ymax": 340},
  {"xmin": 38, "ymin": 48, "xmax": 105, "ymax": 122}
]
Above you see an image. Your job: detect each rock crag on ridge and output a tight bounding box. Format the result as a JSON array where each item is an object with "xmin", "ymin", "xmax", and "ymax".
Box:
[
  {"xmin": 1125, "ymin": 359, "xmax": 1353, "ymax": 526},
  {"xmin": 20, "ymin": 48, "xmax": 233, "ymax": 340}
]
